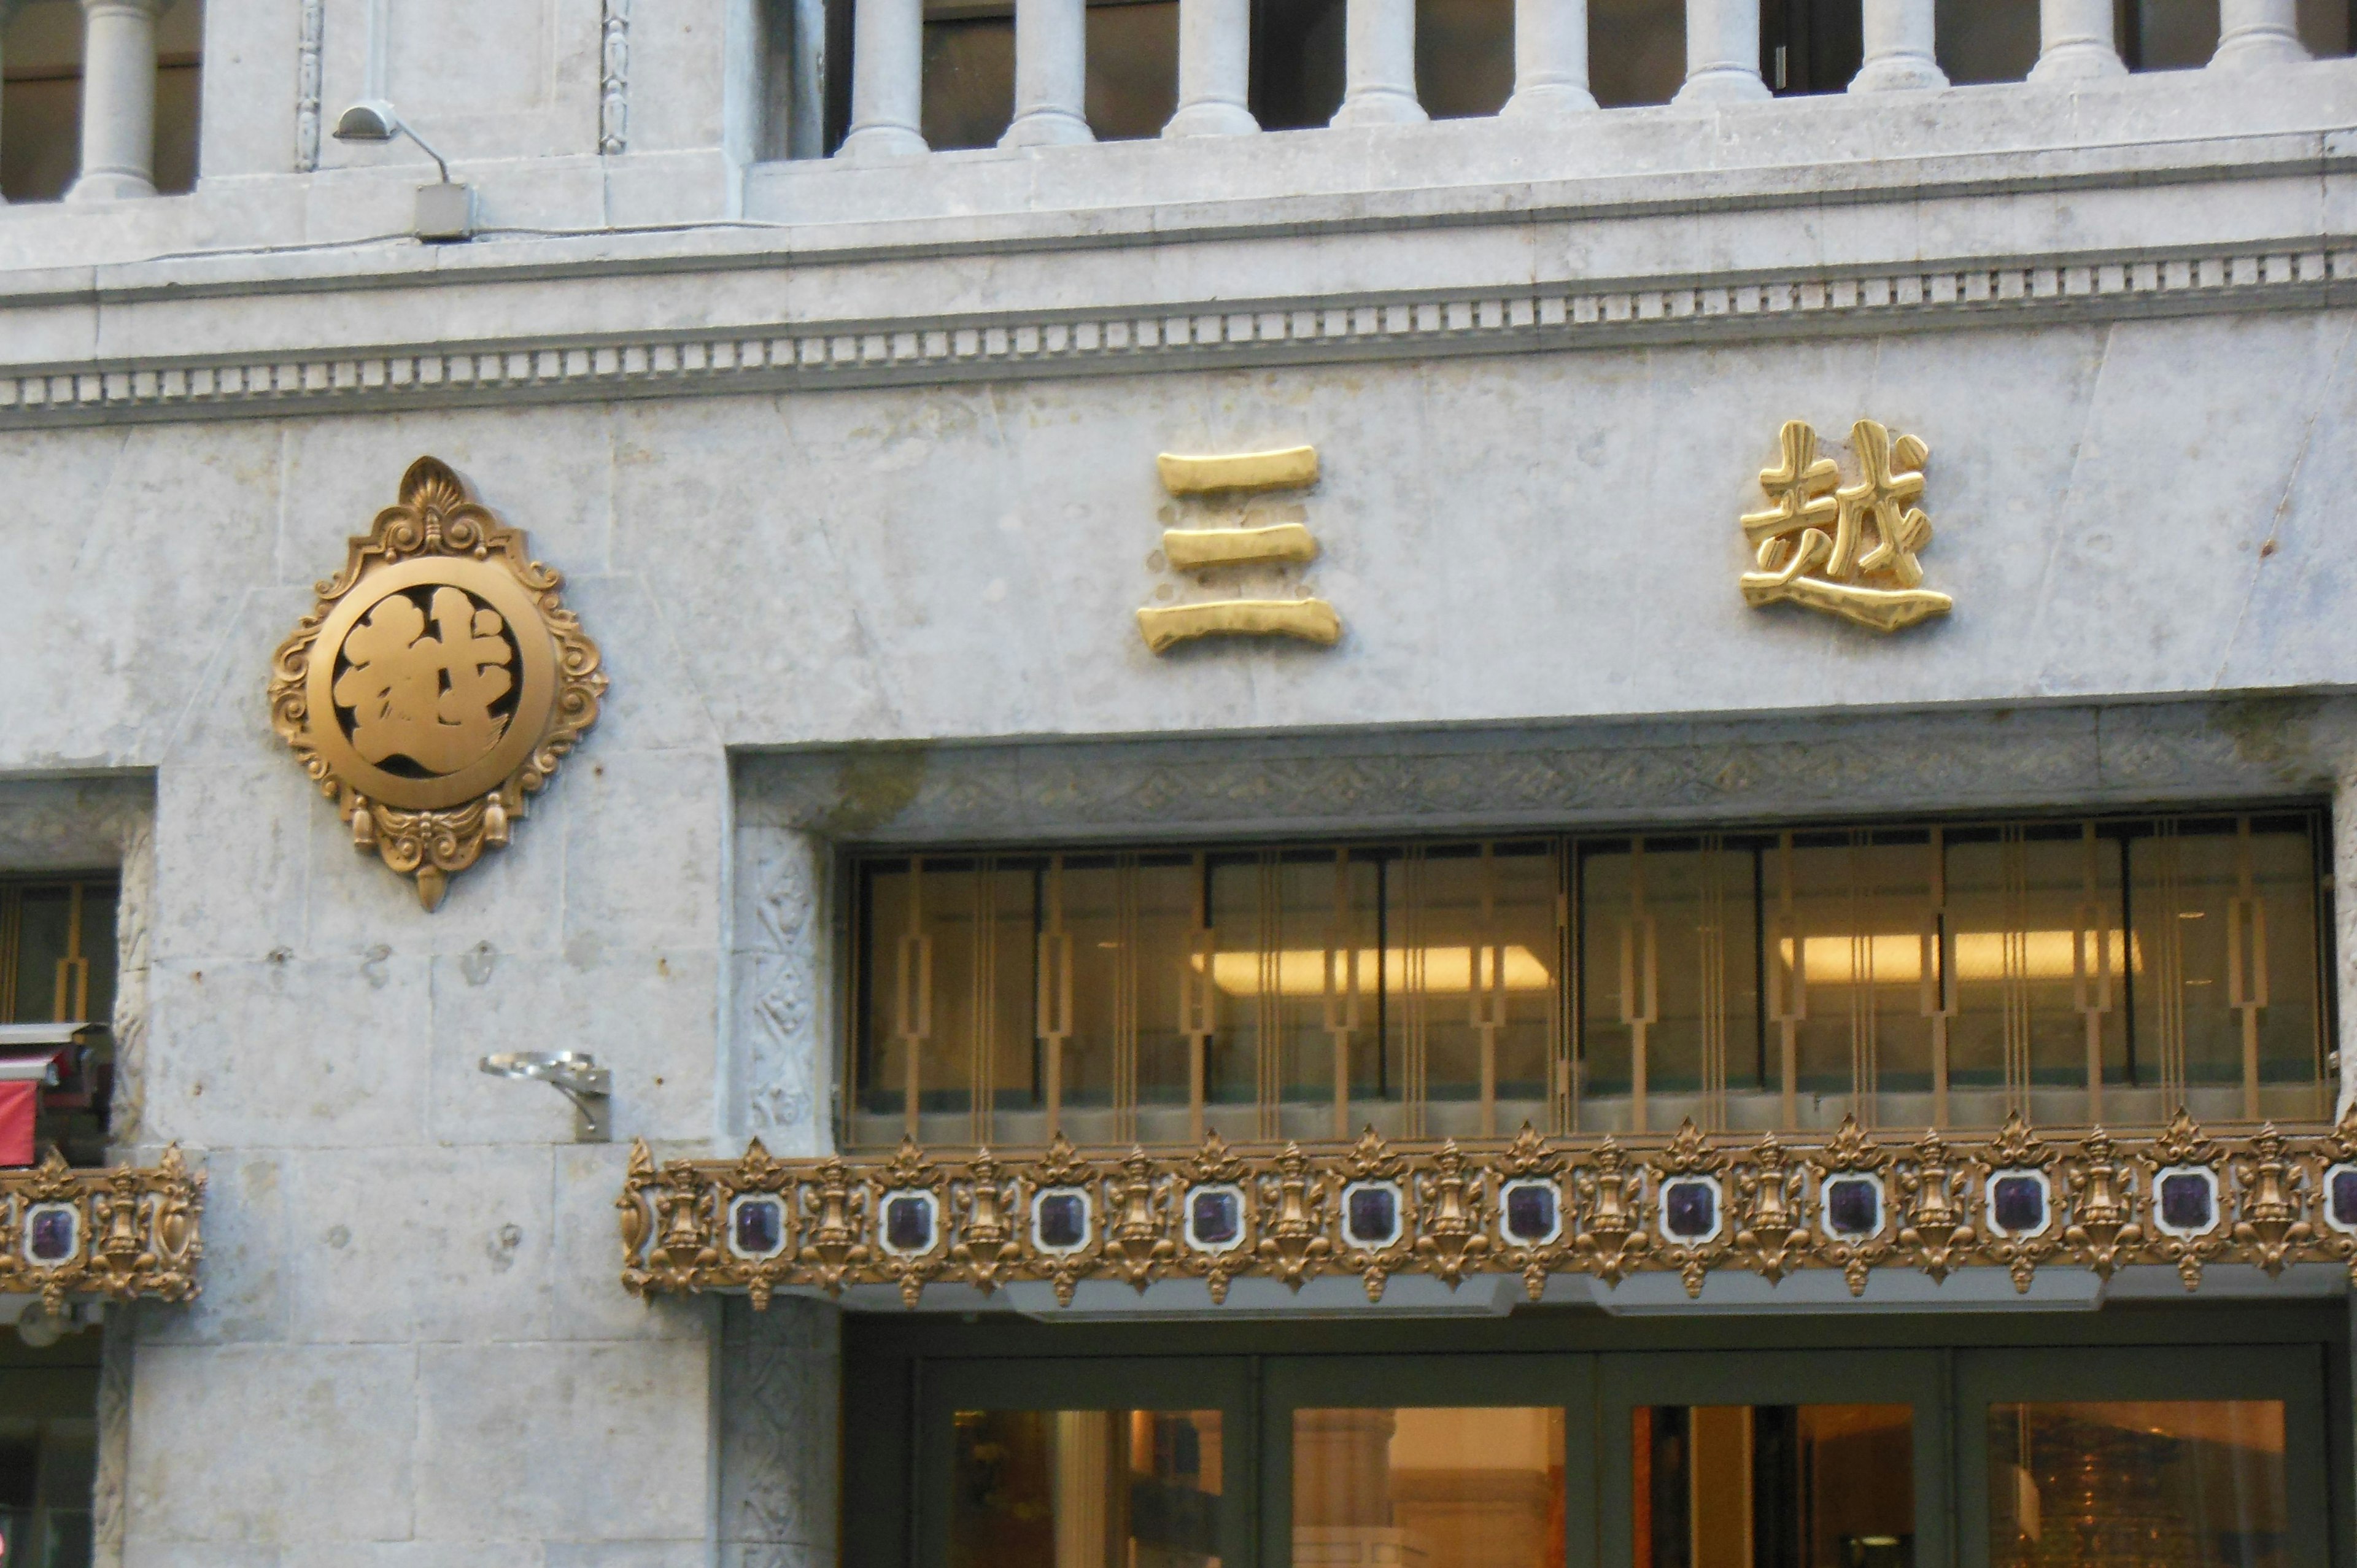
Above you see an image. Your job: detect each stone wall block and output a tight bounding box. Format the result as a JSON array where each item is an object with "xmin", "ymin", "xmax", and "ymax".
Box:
[
  {"xmin": 145, "ymin": 954, "xmax": 430, "ymax": 1148},
  {"xmin": 415, "ymin": 1340, "xmax": 712, "ymax": 1544},
  {"xmin": 0, "ymin": 777, "xmax": 152, "ymax": 870},
  {"xmin": 125, "ymin": 1343, "xmax": 419, "ymax": 1546},
  {"xmin": 551, "ymin": 1145, "xmax": 714, "ymax": 1341},
  {"xmin": 133, "ymin": 1151, "xmax": 292, "ymax": 1346},
  {"xmin": 560, "ymin": 745, "xmax": 727, "ymax": 954},
  {"xmin": 152, "ymin": 762, "xmax": 311, "ymax": 964},
  {"xmin": 552, "ymin": 576, "xmax": 724, "ymax": 755},
  {"xmin": 284, "ymin": 1146, "xmax": 556, "ymax": 1345}
]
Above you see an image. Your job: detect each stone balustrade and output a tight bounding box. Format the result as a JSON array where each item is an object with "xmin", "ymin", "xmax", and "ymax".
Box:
[{"xmin": 837, "ymin": 0, "xmax": 2315, "ymax": 159}]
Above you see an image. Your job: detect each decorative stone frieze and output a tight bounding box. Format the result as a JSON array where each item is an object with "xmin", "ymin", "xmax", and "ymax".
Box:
[{"xmin": 3, "ymin": 244, "xmax": 2353, "ymax": 430}]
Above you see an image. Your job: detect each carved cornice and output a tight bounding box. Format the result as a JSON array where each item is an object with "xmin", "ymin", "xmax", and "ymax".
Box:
[
  {"xmin": 618, "ymin": 1112, "xmax": 2357, "ymax": 1309},
  {"xmin": 0, "ymin": 1148, "xmax": 203, "ymax": 1312},
  {"xmin": 2, "ymin": 243, "xmax": 2351, "ymax": 430}
]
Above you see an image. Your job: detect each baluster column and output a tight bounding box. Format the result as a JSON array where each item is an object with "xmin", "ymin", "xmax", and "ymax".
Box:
[
  {"xmin": 1673, "ymin": 0, "xmax": 1768, "ymax": 103},
  {"xmin": 2212, "ymin": 0, "xmax": 2310, "ymax": 69},
  {"xmin": 839, "ymin": 0, "xmax": 930, "ymax": 159},
  {"xmin": 1501, "ymin": 0, "xmax": 1596, "ymax": 117},
  {"xmin": 1165, "ymin": 0, "xmax": 1258, "ymax": 134},
  {"xmin": 1331, "ymin": 0, "xmax": 1426, "ymax": 126},
  {"xmin": 1850, "ymin": 0, "xmax": 1946, "ymax": 91},
  {"xmin": 1002, "ymin": 0, "xmax": 1094, "ymax": 144},
  {"xmin": 65, "ymin": 0, "xmax": 162, "ymax": 203},
  {"xmin": 2028, "ymin": 0, "xmax": 2124, "ymax": 80}
]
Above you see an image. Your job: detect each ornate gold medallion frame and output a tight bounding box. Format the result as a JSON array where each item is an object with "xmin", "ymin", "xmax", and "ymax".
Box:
[{"xmin": 269, "ymin": 457, "xmax": 606, "ymax": 909}]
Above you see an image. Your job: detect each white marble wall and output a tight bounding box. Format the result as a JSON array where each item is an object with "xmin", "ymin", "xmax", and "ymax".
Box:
[{"xmin": 1, "ymin": 302, "xmax": 2354, "ymax": 1557}]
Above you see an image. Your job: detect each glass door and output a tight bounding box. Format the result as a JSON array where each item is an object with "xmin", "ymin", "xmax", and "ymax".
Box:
[
  {"xmin": 1596, "ymin": 1352, "xmax": 1947, "ymax": 1568},
  {"xmin": 1956, "ymin": 1345, "xmax": 2332, "ymax": 1568},
  {"xmin": 1261, "ymin": 1355, "xmax": 1597, "ymax": 1568},
  {"xmin": 918, "ymin": 1356, "xmax": 1257, "ymax": 1568}
]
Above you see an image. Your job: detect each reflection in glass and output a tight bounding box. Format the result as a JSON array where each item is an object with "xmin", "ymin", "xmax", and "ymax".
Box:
[
  {"xmin": 1293, "ymin": 1407, "xmax": 1565, "ymax": 1568},
  {"xmin": 952, "ymin": 1409, "xmax": 1221, "ymax": 1568},
  {"xmin": 1635, "ymin": 1404, "xmax": 1913, "ymax": 1568},
  {"xmin": 1987, "ymin": 1401, "xmax": 2286, "ymax": 1568}
]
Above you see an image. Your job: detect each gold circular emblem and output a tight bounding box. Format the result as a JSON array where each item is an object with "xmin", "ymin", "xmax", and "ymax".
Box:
[
  {"xmin": 269, "ymin": 457, "xmax": 605, "ymax": 908},
  {"xmin": 303, "ymin": 556, "xmax": 559, "ymax": 813}
]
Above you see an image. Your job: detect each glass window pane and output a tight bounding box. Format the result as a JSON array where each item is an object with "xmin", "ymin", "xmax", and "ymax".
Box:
[
  {"xmin": 1987, "ymin": 1401, "xmax": 2286, "ymax": 1568},
  {"xmin": 953, "ymin": 1409, "xmax": 1222, "ymax": 1568},
  {"xmin": 923, "ymin": 10, "xmax": 1016, "ymax": 149},
  {"xmin": 9, "ymin": 888, "xmax": 74, "ymax": 1025},
  {"xmin": 1295, "ymin": 1407, "xmax": 1565, "ymax": 1568},
  {"xmin": 1414, "ymin": 0, "xmax": 1513, "ymax": 117},
  {"xmin": 1636, "ymin": 1404, "xmax": 1913, "ymax": 1568}
]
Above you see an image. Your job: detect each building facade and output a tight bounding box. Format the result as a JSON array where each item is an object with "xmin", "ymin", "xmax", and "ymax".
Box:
[{"xmin": 2, "ymin": 0, "xmax": 2356, "ymax": 1561}]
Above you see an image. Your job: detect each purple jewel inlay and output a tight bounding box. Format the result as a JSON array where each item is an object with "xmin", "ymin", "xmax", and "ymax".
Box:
[
  {"xmin": 1345, "ymin": 1185, "xmax": 1399, "ymax": 1246},
  {"xmin": 884, "ymin": 1193, "xmax": 934, "ymax": 1252},
  {"xmin": 1663, "ymin": 1179, "xmax": 1716, "ymax": 1240},
  {"xmin": 28, "ymin": 1208, "xmax": 74, "ymax": 1264},
  {"xmin": 1991, "ymin": 1175, "xmax": 2045, "ymax": 1235},
  {"xmin": 733, "ymin": 1197, "xmax": 783, "ymax": 1255},
  {"xmin": 1503, "ymin": 1183, "xmax": 1556, "ymax": 1244},
  {"xmin": 1036, "ymin": 1190, "xmax": 1087, "ymax": 1249},
  {"xmin": 2159, "ymin": 1172, "xmax": 2214, "ymax": 1232},
  {"xmin": 1190, "ymin": 1188, "xmax": 1240, "ymax": 1246},
  {"xmin": 2332, "ymin": 1168, "xmax": 2357, "ymax": 1229},
  {"xmin": 1825, "ymin": 1177, "xmax": 1879, "ymax": 1237}
]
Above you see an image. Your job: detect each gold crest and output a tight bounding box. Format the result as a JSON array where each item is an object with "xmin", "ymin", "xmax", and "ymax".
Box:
[{"xmin": 269, "ymin": 457, "xmax": 606, "ymax": 909}]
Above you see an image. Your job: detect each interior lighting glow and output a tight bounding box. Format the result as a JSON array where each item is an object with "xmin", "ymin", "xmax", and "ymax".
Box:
[
  {"xmin": 1778, "ymin": 930, "xmax": 2144, "ymax": 986},
  {"xmin": 1191, "ymin": 946, "xmax": 1553, "ymax": 997}
]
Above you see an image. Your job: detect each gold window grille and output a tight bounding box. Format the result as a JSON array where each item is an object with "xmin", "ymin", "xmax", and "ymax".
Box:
[{"xmin": 843, "ymin": 809, "xmax": 2332, "ymax": 1151}]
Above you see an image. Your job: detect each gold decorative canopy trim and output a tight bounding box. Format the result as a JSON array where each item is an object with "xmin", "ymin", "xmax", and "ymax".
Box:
[
  {"xmin": 1156, "ymin": 446, "xmax": 1320, "ymax": 494},
  {"xmin": 269, "ymin": 457, "xmax": 606, "ymax": 909},
  {"xmin": 0, "ymin": 1148, "xmax": 203, "ymax": 1312},
  {"xmin": 1740, "ymin": 419, "xmax": 1953, "ymax": 633},
  {"xmin": 619, "ymin": 1110, "xmax": 2351, "ymax": 1310}
]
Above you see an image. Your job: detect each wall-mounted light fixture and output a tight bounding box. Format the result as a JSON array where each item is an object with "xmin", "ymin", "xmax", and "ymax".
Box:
[
  {"xmin": 332, "ymin": 99, "xmax": 475, "ymax": 242},
  {"xmin": 479, "ymin": 1052, "xmax": 612, "ymax": 1141}
]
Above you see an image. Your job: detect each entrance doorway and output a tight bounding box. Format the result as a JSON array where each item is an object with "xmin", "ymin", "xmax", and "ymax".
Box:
[{"xmin": 844, "ymin": 1307, "xmax": 2345, "ymax": 1568}]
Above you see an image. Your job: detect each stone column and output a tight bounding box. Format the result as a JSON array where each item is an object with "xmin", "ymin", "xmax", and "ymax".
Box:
[
  {"xmin": 1849, "ymin": 0, "xmax": 1946, "ymax": 90},
  {"xmin": 2212, "ymin": 0, "xmax": 2310, "ymax": 69},
  {"xmin": 1501, "ymin": 0, "xmax": 1597, "ymax": 117},
  {"xmin": 839, "ymin": 0, "xmax": 930, "ymax": 158},
  {"xmin": 1052, "ymin": 1413, "xmax": 1113, "ymax": 1568},
  {"xmin": 1164, "ymin": 0, "xmax": 1258, "ymax": 135},
  {"xmin": 1002, "ymin": 0, "xmax": 1095, "ymax": 144},
  {"xmin": 1673, "ymin": 0, "xmax": 1769, "ymax": 102},
  {"xmin": 65, "ymin": 0, "xmax": 163, "ymax": 203},
  {"xmin": 1004, "ymin": 0, "xmax": 1093, "ymax": 145},
  {"xmin": 1331, "ymin": 0, "xmax": 1427, "ymax": 125},
  {"xmin": 2029, "ymin": 0, "xmax": 2124, "ymax": 81}
]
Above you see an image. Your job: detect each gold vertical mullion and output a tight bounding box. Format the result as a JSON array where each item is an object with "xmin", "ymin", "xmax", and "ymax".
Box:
[
  {"xmin": 1324, "ymin": 848, "xmax": 1360, "ymax": 1141},
  {"xmin": 2072, "ymin": 823, "xmax": 2113, "ymax": 1125},
  {"xmin": 2231, "ymin": 816, "xmax": 2268, "ymax": 1121},
  {"xmin": 1620, "ymin": 840, "xmax": 1657, "ymax": 1135},
  {"xmin": 1256, "ymin": 852, "xmax": 1282, "ymax": 1141},
  {"xmin": 1698, "ymin": 835, "xmax": 1727, "ymax": 1132},
  {"xmin": 2000, "ymin": 825, "xmax": 2031, "ymax": 1118},
  {"xmin": 0, "ymin": 886, "xmax": 18, "ymax": 1022},
  {"xmin": 1553, "ymin": 839, "xmax": 1575, "ymax": 1137},
  {"xmin": 969, "ymin": 857, "xmax": 999, "ymax": 1148},
  {"xmin": 1472, "ymin": 843, "xmax": 1503, "ymax": 1138},
  {"xmin": 1769, "ymin": 834, "xmax": 1803, "ymax": 1129},
  {"xmin": 1402, "ymin": 846, "xmax": 1428, "ymax": 1138},
  {"xmin": 1847, "ymin": 832, "xmax": 1875, "ymax": 1126},
  {"xmin": 1037, "ymin": 856, "xmax": 1072, "ymax": 1138},
  {"xmin": 2156, "ymin": 822, "xmax": 2188, "ymax": 1110},
  {"xmin": 895, "ymin": 859, "xmax": 934, "ymax": 1144},
  {"xmin": 1113, "ymin": 853, "xmax": 1139, "ymax": 1144},
  {"xmin": 1182, "ymin": 854, "xmax": 1213, "ymax": 1143},
  {"xmin": 1921, "ymin": 828, "xmax": 1956, "ymax": 1128}
]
